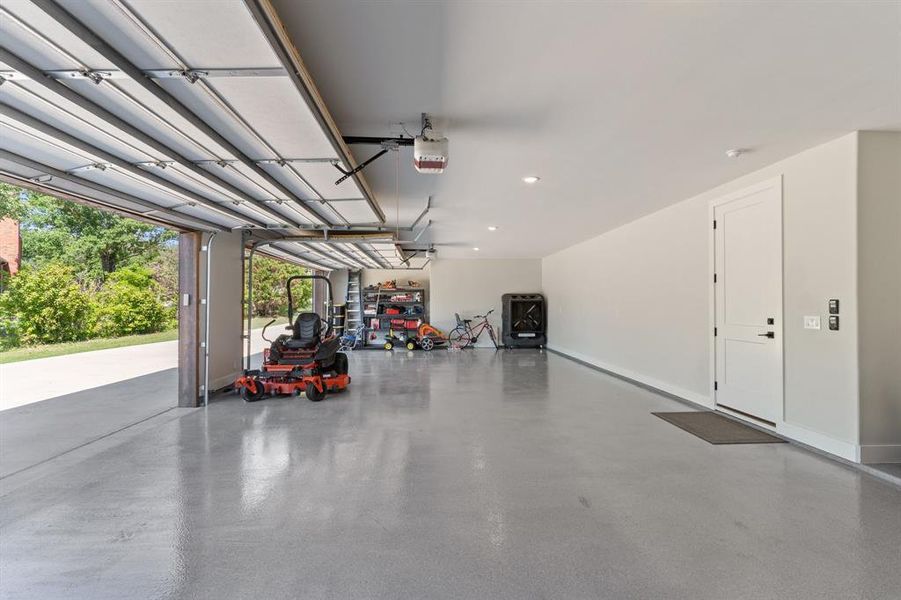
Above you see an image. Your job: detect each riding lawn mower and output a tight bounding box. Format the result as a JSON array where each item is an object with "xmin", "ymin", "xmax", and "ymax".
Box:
[{"xmin": 235, "ymin": 275, "xmax": 350, "ymax": 402}]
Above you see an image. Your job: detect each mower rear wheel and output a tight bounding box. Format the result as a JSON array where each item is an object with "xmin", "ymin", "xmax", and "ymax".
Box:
[
  {"xmin": 384, "ymin": 341, "xmax": 393, "ymax": 350},
  {"xmin": 241, "ymin": 379, "xmax": 266, "ymax": 402},
  {"xmin": 306, "ymin": 382, "xmax": 326, "ymax": 402},
  {"xmin": 333, "ymin": 352, "xmax": 349, "ymax": 375}
]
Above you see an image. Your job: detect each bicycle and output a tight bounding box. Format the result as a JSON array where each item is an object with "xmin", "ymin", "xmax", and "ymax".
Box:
[{"xmin": 448, "ymin": 310, "xmax": 499, "ymax": 349}]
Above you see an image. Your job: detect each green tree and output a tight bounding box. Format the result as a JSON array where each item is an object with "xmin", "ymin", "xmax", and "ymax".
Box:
[
  {"xmin": 0, "ymin": 184, "xmax": 176, "ymax": 284},
  {"xmin": 248, "ymin": 255, "xmax": 312, "ymax": 317},
  {"xmin": 0, "ymin": 184, "xmax": 28, "ymax": 221},
  {"xmin": 94, "ymin": 267, "xmax": 169, "ymax": 337},
  {"xmin": 0, "ymin": 263, "xmax": 95, "ymax": 345},
  {"xmin": 147, "ymin": 245, "xmax": 178, "ymax": 302}
]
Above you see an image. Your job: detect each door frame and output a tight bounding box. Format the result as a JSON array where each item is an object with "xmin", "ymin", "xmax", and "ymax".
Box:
[{"xmin": 708, "ymin": 175, "xmax": 785, "ymax": 429}]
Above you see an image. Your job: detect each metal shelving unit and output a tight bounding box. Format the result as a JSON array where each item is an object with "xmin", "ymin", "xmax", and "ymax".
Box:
[{"xmin": 362, "ymin": 285, "xmax": 427, "ymax": 348}]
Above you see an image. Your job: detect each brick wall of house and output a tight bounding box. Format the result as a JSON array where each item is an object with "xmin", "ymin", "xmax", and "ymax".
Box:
[{"xmin": 0, "ymin": 218, "xmax": 21, "ymax": 274}]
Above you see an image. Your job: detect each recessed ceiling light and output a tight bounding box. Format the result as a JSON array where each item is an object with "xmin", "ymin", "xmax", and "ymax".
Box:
[
  {"xmin": 487, "ymin": 226, "xmax": 498, "ymax": 231},
  {"xmin": 473, "ymin": 247, "xmax": 480, "ymax": 251},
  {"xmin": 522, "ymin": 175, "xmax": 540, "ymax": 184}
]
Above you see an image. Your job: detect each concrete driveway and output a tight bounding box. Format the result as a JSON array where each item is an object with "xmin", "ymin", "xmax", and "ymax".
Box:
[
  {"xmin": 0, "ymin": 327, "xmax": 272, "ymax": 482},
  {"xmin": 0, "ymin": 327, "xmax": 271, "ymax": 411}
]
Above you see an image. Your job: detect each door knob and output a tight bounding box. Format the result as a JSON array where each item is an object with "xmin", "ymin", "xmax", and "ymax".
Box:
[{"xmin": 758, "ymin": 332, "xmax": 775, "ymax": 339}]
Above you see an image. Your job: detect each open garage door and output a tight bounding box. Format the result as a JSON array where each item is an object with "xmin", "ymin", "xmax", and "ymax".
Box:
[{"xmin": 0, "ymin": 0, "xmax": 434, "ymax": 409}]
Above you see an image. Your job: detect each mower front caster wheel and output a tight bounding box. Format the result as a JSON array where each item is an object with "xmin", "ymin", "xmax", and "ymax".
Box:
[
  {"xmin": 305, "ymin": 382, "xmax": 326, "ymax": 402},
  {"xmin": 241, "ymin": 379, "xmax": 266, "ymax": 402}
]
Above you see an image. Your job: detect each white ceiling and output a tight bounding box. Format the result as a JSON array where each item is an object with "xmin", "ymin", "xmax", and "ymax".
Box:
[{"xmin": 271, "ymin": 0, "xmax": 901, "ymax": 258}]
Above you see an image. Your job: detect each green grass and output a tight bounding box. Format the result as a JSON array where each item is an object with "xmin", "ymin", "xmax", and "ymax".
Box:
[
  {"xmin": 250, "ymin": 315, "xmax": 288, "ymax": 329},
  {"xmin": 0, "ymin": 329, "xmax": 178, "ymax": 364},
  {"xmin": 0, "ymin": 316, "xmax": 287, "ymax": 364}
]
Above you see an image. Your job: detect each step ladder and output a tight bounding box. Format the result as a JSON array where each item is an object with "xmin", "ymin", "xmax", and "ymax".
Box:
[{"xmin": 345, "ymin": 270, "xmax": 363, "ymax": 331}]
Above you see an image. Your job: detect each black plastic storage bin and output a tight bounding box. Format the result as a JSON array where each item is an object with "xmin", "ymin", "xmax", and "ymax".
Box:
[{"xmin": 501, "ymin": 293, "xmax": 546, "ymax": 348}]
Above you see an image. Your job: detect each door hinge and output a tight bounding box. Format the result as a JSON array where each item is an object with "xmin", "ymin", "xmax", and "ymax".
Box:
[
  {"xmin": 713, "ymin": 273, "xmax": 717, "ymax": 283},
  {"xmin": 714, "ymin": 327, "xmax": 718, "ymax": 337},
  {"xmin": 713, "ymin": 219, "xmax": 717, "ymax": 229},
  {"xmin": 714, "ymin": 381, "xmax": 718, "ymax": 391}
]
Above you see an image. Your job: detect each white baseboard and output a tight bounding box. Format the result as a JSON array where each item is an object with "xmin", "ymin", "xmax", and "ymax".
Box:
[
  {"xmin": 547, "ymin": 345, "xmax": 713, "ymax": 408},
  {"xmin": 776, "ymin": 421, "xmax": 860, "ymax": 463},
  {"xmin": 548, "ymin": 345, "xmax": 868, "ymax": 464},
  {"xmin": 859, "ymin": 444, "xmax": 901, "ymax": 464}
]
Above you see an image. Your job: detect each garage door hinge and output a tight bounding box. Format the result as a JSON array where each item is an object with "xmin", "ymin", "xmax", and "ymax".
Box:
[
  {"xmin": 714, "ymin": 327, "xmax": 717, "ymax": 337},
  {"xmin": 714, "ymin": 381, "xmax": 718, "ymax": 390},
  {"xmin": 713, "ymin": 220, "xmax": 717, "ymax": 229},
  {"xmin": 713, "ymin": 273, "xmax": 717, "ymax": 283}
]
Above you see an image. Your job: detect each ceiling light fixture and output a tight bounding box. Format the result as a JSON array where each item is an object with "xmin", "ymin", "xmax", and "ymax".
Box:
[
  {"xmin": 488, "ymin": 226, "xmax": 498, "ymax": 231},
  {"xmin": 725, "ymin": 148, "xmax": 746, "ymax": 158},
  {"xmin": 473, "ymin": 247, "xmax": 480, "ymax": 251},
  {"xmin": 522, "ymin": 175, "xmax": 540, "ymax": 184}
]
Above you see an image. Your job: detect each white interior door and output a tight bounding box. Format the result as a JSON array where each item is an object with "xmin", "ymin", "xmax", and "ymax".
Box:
[{"xmin": 713, "ymin": 178, "xmax": 783, "ymax": 424}]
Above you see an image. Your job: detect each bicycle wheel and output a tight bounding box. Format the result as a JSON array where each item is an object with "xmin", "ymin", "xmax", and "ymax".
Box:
[
  {"xmin": 448, "ymin": 327, "xmax": 472, "ymax": 348},
  {"xmin": 487, "ymin": 325, "xmax": 500, "ymax": 349}
]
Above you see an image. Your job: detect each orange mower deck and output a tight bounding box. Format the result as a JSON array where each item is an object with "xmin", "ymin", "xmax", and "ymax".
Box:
[{"xmin": 236, "ymin": 372, "xmax": 350, "ymax": 397}]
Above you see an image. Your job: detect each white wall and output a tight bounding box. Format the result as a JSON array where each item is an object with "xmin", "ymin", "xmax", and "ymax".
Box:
[
  {"xmin": 543, "ymin": 133, "xmax": 863, "ymax": 460},
  {"xmin": 543, "ymin": 196, "xmax": 710, "ymax": 403},
  {"xmin": 203, "ymin": 231, "xmax": 245, "ymax": 391},
  {"xmin": 430, "ymin": 259, "xmax": 542, "ymax": 346},
  {"xmin": 857, "ymin": 131, "xmax": 901, "ymax": 463},
  {"xmin": 328, "ymin": 268, "xmax": 349, "ymax": 304}
]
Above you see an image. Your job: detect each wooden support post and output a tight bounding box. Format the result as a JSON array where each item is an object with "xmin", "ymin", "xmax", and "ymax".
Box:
[{"xmin": 178, "ymin": 232, "xmax": 201, "ymax": 407}]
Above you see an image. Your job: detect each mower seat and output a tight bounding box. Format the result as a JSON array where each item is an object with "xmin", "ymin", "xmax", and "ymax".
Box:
[{"xmin": 284, "ymin": 312, "xmax": 321, "ymax": 350}]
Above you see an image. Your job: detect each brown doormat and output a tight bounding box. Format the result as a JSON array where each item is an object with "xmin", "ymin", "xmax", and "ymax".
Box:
[{"xmin": 652, "ymin": 411, "xmax": 786, "ymax": 444}]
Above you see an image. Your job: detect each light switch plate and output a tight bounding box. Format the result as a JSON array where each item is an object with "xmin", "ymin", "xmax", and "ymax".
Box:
[{"xmin": 804, "ymin": 315, "xmax": 821, "ymax": 330}]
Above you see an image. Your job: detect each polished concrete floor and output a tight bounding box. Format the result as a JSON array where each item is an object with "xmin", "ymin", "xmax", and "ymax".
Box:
[
  {"xmin": 1, "ymin": 327, "xmax": 273, "ymax": 479},
  {"xmin": 0, "ymin": 368, "xmax": 175, "ymax": 479},
  {"xmin": 1, "ymin": 350, "xmax": 899, "ymax": 599}
]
